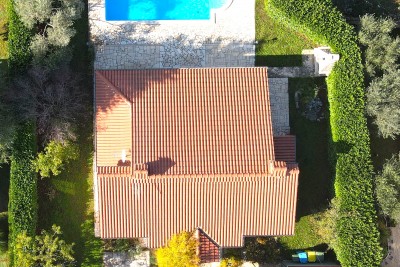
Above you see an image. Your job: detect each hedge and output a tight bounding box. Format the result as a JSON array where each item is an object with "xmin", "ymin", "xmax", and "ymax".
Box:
[
  {"xmin": 265, "ymin": 0, "xmax": 382, "ymax": 266},
  {"xmin": 7, "ymin": 123, "xmax": 37, "ymax": 266},
  {"xmin": 7, "ymin": 1, "xmax": 36, "ymax": 266},
  {"xmin": 7, "ymin": 0, "xmax": 31, "ymax": 72}
]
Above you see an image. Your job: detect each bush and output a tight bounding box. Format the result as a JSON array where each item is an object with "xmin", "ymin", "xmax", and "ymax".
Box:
[
  {"xmin": 155, "ymin": 231, "xmax": 199, "ymax": 267},
  {"xmin": 33, "ymin": 141, "xmax": 79, "ymax": 178},
  {"xmin": 244, "ymin": 237, "xmax": 281, "ymax": 264},
  {"xmin": 8, "ymin": 123, "xmax": 37, "ymax": 266},
  {"xmin": 14, "ymin": 225, "xmax": 75, "ymax": 267},
  {"xmin": 265, "ymin": 0, "xmax": 382, "ymax": 266},
  {"xmin": 7, "ymin": 0, "xmax": 32, "ymax": 72},
  {"xmin": 220, "ymin": 257, "xmax": 243, "ymax": 267}
]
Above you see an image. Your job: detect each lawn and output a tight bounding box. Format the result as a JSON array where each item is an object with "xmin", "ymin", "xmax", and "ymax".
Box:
[
  {"xmin": 278, "ymin": 77, "xmax": 335, "ymax": 258},
  {"xmin": 255, "ymin": 0, "xmax": 317, "ymax": 66},
  {"xmin": 37, "ymin": 2, "xmax": 103, "ymax": 265}
]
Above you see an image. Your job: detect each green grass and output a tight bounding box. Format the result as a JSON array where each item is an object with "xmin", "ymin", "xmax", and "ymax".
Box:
[
  {"xmin": 37, "ymin": 128, "xmax": 102, "ymax": 265},
  {"xmin": 279, "ymin": 215, "xmax": 322, "ymax": 251},
  {"xmin": 255, "ymin": 0, "xmax": 317, "ymax": 66},
  {"xmin": 37, "ymin": 2, "xmax": 102, "ymax": 265},
  {"xmin": 0, "ymin": 0, "xmax": 7, "ymax": 59},
  {"xmin": 277, "ymin": 77, "xmax": 334, "ymax": 258},
  {"xmin": 288, "ymin": 78, "xmax": 333, "ymax": 217}
]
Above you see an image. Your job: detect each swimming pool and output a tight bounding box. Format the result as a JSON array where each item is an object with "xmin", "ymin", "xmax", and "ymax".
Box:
[{"xmin": 105, "ymin": 0, "xmax": 227, "ymax": 21}]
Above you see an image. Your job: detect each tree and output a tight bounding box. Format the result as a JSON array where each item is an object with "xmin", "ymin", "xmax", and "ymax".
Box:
[
  {"xmin": 7, "ymin": 66, "xmax": 86, "ymax": 144},
  {"xmin": 155, "ymin": 231, "xmax": 199, "ymax": 267},
  {"xmin": 14, "ymin": 225, "xmax": 75, "ymax": 267},
  {"xmin": 14, "ymin": 0, "xmax": 83, "ymax": 63},
  {"xmin": 33, "ymin": 141, "xmax": 79, "ymax": 178},
  {"xmin": 366, "ymin": 69, "xmax": 400, "ymax": 139},
  {"xmin": 376, "ymin": 153, "xmax": 400, "ymax": 224},
  {"xmin": 359, "ymin": 14, "xmax": 400, "ymax": 78}
]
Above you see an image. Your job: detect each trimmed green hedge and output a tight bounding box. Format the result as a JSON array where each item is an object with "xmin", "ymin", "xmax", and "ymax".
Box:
[
  {"xmin": 265, "ymin": 0, "xmax": 382, "ymax": 266},
  {"xmin": 7, "ymin": 0, "xmax": 31, "ymax": 72},
  {"xmin": 8, "ymin": 123, "xmax": 37, "ymax": 266}
]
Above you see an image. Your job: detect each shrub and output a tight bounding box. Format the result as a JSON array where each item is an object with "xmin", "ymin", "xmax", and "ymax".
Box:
[
  {"xmin": 8, "ymin": 123, "xmax": 37, "ymax": 266},
  {"xmin": 14, "ymin": 225, "xmax": 75, "ymax": 267},
  {"xmin": 220, "ymin": 257, "xmax": 243, "ymax": 267},
  {"xmin": 155, "ymin": 231, "xmax": 200, "ymax": 267},
  {"xmin": 265, "ymin": 0, "xmax": 382, "ymax": 266},
  {"xmin": 33, "ymin": 141, "xmax": 79, "ymax": 178},
  {"xmin": 244, "ymin": 237, "xmax": 281, "ymax": 264},
  {"xmin": 7, "ymin": 0, "xmax": 32, "ymax": 72}
]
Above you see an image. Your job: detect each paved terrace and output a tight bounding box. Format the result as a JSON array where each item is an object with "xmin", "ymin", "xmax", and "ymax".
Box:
[{"xmin": 89, "ymin": 0, "xmax": 255, "ymax": 69}]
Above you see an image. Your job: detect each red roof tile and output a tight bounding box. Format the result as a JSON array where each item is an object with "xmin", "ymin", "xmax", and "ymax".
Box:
[
  {"xmin": 94, "ymin": 68, "xmax": 299, "ymax": 248},
  {"xmin": 96, "ymin": 68, "xmax": 275, "ymax": 175},
  {"xmin": 97, "ymin": 167, "xmax": 299, "ymax": 248},
  {"xmin": 274, "ymin": 135, "xmax": 297, "ymax": 162}
]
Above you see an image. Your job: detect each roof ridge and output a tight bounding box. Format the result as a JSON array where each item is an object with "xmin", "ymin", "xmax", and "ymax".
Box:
[{"xmin": 96, "ymin": 71, "xmax": 132, "ymax": 105}]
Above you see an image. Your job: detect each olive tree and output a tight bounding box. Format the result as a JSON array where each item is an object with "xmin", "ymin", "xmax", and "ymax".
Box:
[
  {"xmin": 359, "ymin": 14, "xmax": 400, "ymax": 78},
  {"xmin": 366, "ymin": 69, "xmax": 400, "ymax": 139},
  {"xmin": 14, "ymin": 0, "xmax": 83, "ymax": 63},
  {"xmin": 376, "ymin": 153, "xmax": 400, "ymax": 224}
]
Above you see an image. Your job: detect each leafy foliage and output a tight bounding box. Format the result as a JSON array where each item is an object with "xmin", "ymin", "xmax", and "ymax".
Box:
[
  {"xmin": 14, "ymin": 225, "xmax": 75, "ymax": 267},
  {"xmin": 366, "ymin": 70, "xmax": 400, "ymax": 139},
  {"xmin": 220, "ymin": 257, "xmax": 243, "ymax": 267},
  {"xmin": 8, "ymin": 123, "xmax": 37, "ymax": 266},
  {"xmin": 265, "ymin": 0, "xmax": 382, "ymax": 266},
  {"xmin": 8, "ymin": 66, "xmax": 86, "ymax": 143},
  {"xmin": 33, "ymin": 141, "xmax": 79, "ymax": 178},
  {"xmin": 7, "ymin": 0, "xmax": 32, "ymax": 72},
  {"xmin": 155, "ymin": 231, "xmax": 199, "ymax": 267},
  {"xmin": 244, "ymin": 237, "xmax": 280, "ymax": 264},
  {"xmin": 375, "ymin": 153, "xmax": 400, "ymax": 224},
  {"xmin": 14, "ymin": 0, "xmax": 83, "ymax": 63},
  {"xmin": 359, "ymin": 14, "xmax": 400, "ymax": 78}
]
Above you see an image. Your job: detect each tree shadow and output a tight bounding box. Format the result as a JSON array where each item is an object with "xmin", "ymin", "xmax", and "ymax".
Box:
[{"xmin": 147, "ymin": 157, "xmax": 176, "ymax": 176}]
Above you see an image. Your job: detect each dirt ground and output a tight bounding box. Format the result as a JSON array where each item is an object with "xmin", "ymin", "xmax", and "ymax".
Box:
[{"xmin": 382, "ymin": 225, "xmax": 400, "ymax": 267}]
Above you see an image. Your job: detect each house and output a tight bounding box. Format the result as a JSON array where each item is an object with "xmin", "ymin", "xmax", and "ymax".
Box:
[{"xmin": 93, "ymin": 67, "xmax": 299, "ymax": 263}]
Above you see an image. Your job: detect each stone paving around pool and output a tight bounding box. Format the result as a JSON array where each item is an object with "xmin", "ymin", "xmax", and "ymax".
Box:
[{"xmin": 89, "ymin": 0, "xmax": 255, "ymax": 69}]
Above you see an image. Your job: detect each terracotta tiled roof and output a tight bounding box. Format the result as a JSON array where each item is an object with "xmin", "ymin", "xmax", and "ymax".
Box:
[
  {"xmin": 94, "ymin": 68, "xmax": 299, "ymax": 248},
  {"xmin": 97, "ymin": 168, "xmax": 299, "ymax": 248},
  {"xmin": 274, "ymin": 135, "xmax": 296, "ymax": 162},
  {"xmin": 95, "ymin": 68, "xmax": 275, "ymax": 175}
]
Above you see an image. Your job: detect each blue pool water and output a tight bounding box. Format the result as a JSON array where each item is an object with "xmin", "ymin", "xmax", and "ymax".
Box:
[{"xmin": 106, "ymin": 0, "xmax": 227, "ymax": 21}]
